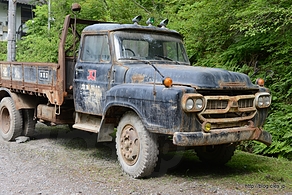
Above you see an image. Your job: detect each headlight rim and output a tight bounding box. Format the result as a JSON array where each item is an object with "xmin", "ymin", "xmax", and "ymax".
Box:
[
  {"xmin": 255, "ymin": 92, "xmax": 271, "ymax": 108},
  {"xmin": 182, "ymin": 94, "xmax": 205, "ymax": 112}
]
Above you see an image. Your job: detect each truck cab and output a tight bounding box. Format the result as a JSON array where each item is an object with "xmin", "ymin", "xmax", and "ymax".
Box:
[
  {"xmin": 70, "ymin": 18, "xmax": 272, "ymax": 178},
  {"xmin": 73, "ymin": 22, "xmax": 189, "ymax": 116}
]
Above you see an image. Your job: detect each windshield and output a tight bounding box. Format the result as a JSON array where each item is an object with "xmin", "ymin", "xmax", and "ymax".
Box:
[{"xmin": 114, "ymin": 31, "xmax": 189, "ymax": 64}]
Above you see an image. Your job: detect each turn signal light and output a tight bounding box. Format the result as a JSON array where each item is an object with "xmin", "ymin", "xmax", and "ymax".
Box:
[{"xmin": 163, "ymin": 77, "xmax": 173, "ymax": 88}]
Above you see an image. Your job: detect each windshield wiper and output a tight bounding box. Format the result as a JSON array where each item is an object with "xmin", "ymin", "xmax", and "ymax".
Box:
[
  {"xmin": 145, "ymin": 61, "xmax": 165, "ymax": 79},
  {"xmin": 154, "ymin": 55, "xmax": 173, "ymax": 61},
  {"xmin": 154, "ymin": 55, "xmax": 180, "ymax": 64},
  {"xmin": 119, "ymin": 57, "xmax": 165, "ymax": 79}
]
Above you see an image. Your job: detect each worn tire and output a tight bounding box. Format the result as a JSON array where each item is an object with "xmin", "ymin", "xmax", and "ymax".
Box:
[
  {"xmin": 0, "ymin": 97, "xmax": 23, "ymax": 141},
  {"xmin": 195, "ymin": 144, "xmax": 236, "ymax": 165},
  {"xmin": 116, "ymin": 111, "xmax": 159, "ymax": 178},
  {"xmin": 22, "ymin": 109, "xmax": 36, "ymax": 137}
]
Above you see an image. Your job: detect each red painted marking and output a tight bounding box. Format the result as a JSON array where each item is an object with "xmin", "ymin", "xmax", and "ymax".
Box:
[{"xmin": 87, "ymin": 70, "xmax": 96, "ymax": 81}]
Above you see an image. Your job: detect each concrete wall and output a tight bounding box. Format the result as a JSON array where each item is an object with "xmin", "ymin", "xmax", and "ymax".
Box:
[{"xmin": 0, "ymin": 2, "xmax": 27, "ymax": 41}]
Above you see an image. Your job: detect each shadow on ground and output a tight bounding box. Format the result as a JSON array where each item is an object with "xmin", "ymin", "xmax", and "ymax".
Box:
[{"xmin": 33, "ymin": 123, "xmax": 270, "ymax": 180}]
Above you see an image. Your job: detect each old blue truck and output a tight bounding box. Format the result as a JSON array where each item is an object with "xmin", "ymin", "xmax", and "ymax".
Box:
[{"xmin": 0, "ymin": 5, "xmax": 272, "ymax": 178}]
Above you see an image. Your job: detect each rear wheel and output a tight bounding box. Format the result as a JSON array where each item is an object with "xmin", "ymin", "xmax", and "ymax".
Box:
[
  {"xmin": 0, "ymin": 97, "xmax": 23, "ymax": 141},
  {"xmin": 195, "ymin": 144, "xmax": 236, "ymax": 165},
  {"xmin": 22, "ymin": 109, "xmax": 36, "ymax": 137},
  {"xmin": 116, "ymin": 111, "xmax": 159, "ymax": 178}
]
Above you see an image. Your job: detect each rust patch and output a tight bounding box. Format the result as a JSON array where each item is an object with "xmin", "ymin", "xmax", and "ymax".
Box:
[
  {"xmin": 131, "ymin": 74, "xmax": 145, "ymax": 83},
  {"xmin": 219, "ymin": 81, "xmax": 247, "ymax": 88}
]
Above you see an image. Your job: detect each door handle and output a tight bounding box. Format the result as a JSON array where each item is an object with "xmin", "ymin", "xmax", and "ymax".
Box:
[{"xmin": 76, "ymin": 66, "xmax": 84, "ymax": 72}]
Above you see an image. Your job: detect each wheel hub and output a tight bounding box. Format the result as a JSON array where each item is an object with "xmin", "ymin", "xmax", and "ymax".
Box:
[{"xmin": 120, "ymin": 124, "xmax": 140, "ymax": 166}]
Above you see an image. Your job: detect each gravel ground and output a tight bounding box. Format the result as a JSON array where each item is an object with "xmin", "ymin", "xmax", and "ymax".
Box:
[{"xmin": 0, "ymin": 123, "xmax": 285, "ymax": 195}]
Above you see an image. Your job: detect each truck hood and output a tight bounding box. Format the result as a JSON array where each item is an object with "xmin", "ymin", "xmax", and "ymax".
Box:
[{"xmin": 125, "ymin": 64, "xmax": 258, "ymax": 90}]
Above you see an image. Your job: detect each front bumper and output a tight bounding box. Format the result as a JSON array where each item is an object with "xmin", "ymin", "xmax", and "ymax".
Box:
[{"xmin": 173, "ymin": 126, "xmax": 272, "ymax": 146}]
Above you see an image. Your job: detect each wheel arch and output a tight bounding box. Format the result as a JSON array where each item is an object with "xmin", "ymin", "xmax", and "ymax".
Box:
[
  {"xmin": 97, "ymin": 103, "xmax": 145, "ymax": 142},
  {"xmin": 0, "ymin": 88, "xmax": 12, "ymax": 102},
  {"xmin": 104, "ymin": 102, "xmax": 144, "ymax": 125},
  {"xmin": 0, "ymin": 88, "xmax": 37, "ymax": 110}
]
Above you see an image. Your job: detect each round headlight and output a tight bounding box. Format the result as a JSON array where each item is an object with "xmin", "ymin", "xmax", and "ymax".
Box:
[
  {"xmin": 186, "ymin": 98, "xmax": 194, "ymax": 110},
  {"xmin": 194, "ymin": 99, "xmax": 203, "ymax": 110},
  {"xmin": 258, "ymin": 96, "xmax": 264, "ymax": 107},
  {"xmin": 263, "ymin": 96, "xmax": 271, "ymax": 106}
]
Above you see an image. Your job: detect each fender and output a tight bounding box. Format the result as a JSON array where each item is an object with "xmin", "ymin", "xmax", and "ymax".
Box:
[
  {"xmin": 103, "ymin": 83, "xmax": 195, "ymax": 134},
  {"xmin": 0, "ymin": 87, "xmax": 12, "ymax": 101},
  {"xmin": 0, "ymin": 88, "xmax": 37, "ymax": 110}
]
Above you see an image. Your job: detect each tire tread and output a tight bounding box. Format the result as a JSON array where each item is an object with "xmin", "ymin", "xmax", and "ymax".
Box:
[{"xmin": 0, "ymin": 97, "xmax": 23, "ymax": 141}]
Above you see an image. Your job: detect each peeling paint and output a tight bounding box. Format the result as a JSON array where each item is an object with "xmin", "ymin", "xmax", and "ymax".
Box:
[{"xmin": 131, "ymin": 74, "xmax": 145, "ymax": 83}]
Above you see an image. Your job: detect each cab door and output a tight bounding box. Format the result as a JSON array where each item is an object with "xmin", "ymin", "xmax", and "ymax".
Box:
[{"xmin": 74, "ymin": 34, "xmax": 112, "ymax": 115}]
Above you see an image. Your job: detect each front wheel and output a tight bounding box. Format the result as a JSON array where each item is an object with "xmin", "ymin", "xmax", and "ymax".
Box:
[
  {"xmin": 116, "ymin": 111, "xmax": 159, "ymax": 178},
  {"xmin": 0, "ymin": 97, "xmax": 23, "ymax": 141},
  {"xmin": 195, "ymin": 144, "xmax": 236, "ymax": 165}
]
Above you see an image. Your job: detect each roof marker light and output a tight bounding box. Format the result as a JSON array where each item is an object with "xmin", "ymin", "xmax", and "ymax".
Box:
[
  {"xmin": 132, "ymin": 15, "xmax": 142, "ymax": 25},
  {"xmin": 159, "ymin": 19, "xmax": 169, "ymax": 28},
  {"xmin": 146, "ymin": 17, "xmax": 154, "ymax": 26}
]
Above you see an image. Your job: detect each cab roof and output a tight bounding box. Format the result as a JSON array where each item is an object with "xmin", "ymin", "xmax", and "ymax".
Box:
[{"xmin": 82, "ymin": 23, "xmax": 182, "ymax": 37}]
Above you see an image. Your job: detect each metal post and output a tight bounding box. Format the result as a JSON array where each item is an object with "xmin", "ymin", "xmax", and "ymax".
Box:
[
  {"xmin": 7, "ymin": 0, "xmax": 17, "ymax": 61},
  {"xmin": 48, "ymin": 0, "xmax": 50, "ymax": 32}
]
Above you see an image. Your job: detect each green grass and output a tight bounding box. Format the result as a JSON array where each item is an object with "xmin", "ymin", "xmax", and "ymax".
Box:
[
  {"xmin": 159, "ymin": 150, "xmax": 292, "ymax": 194},
  {"xmin": 227, "ymin": 151, "xmax": 291, "ymax": 193}
]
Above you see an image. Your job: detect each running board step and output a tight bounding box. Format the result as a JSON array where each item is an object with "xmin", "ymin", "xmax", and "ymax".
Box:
[
  {"xmin": 72, "ymin": 112, "xmax": 101, "ymax": 133},
  {"xmin": 72, "ymin": 123, "xmax": 100, "ymax": 133}
]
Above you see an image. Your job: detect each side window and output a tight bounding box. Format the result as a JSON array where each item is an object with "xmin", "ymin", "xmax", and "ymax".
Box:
[{"xmin": 81, "ymin": 35, "xmax": 111, "ymax": 63}]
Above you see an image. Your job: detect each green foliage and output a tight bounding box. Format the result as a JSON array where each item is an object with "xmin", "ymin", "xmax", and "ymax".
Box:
[
  {"xmin": 16, "ymin": 4, "xmax": 59, "ymax": 62},
  {"xmin": 165, "ymin": 0, "xmax": 292, "ymax": 160},
  {"xmin": 15, "ymin": 0, "xmax": 167, "ymax": 62},
  {"xmin": 253, "ymin": 103, "xmax": 292, "ymax": 160},
  {"xmin": 163, "ymin": 0, "xmax": 246, "ymax": 67},
  {"xmin": 230, "ymin": 0, "xmax": 292, "ymax": 37},
  {"xmin": 0, "ymin": 41, "xmax": 7, "ymax": 61}
]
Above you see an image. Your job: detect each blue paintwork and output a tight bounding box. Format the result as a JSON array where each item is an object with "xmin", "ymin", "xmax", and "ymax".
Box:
[
  {"xmin": 73, "ymin": 21, "xmax": 269, "ymax": 138},
  {"xmin": 104, "ymin": 83, "xmax": 195, "ymax": 133},
  {"xmin": 123, "ymin": 64, "xmax": 257, "ymax": 89}
]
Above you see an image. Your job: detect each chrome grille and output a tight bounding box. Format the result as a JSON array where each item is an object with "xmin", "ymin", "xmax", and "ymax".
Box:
[
  {"xmin": 198, "ymin": 95, "xmax": 256, "ymax": 128},
  {"xmin": 238, "ymin": 98, "xmax": 254, "ymax": 108},
  {"xmin": 206, "ymin": 100, "xmax": 228, "ymax": 110}
]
